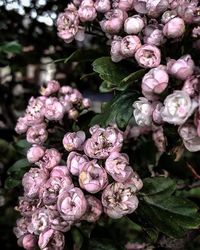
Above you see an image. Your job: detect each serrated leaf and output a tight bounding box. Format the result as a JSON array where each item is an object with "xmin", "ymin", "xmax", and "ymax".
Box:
[
  {"xmin": 90, "ymin": 91, "xmax": 139, "ymax": 129},
  {"xmin": 0, "ymin": 41, "xmax": 22, "ymax": 54}
]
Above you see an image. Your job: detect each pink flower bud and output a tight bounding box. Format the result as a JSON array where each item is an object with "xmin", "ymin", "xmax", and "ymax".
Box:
[
  {"xmin": 100, "ymin": 9, "xmax": 127, "ymax": 34},
  {"xmin": 120, "ymin": 35, "xmax": 142, "ymax": 57},
  {"xmin": 112, "ymin": 0, "xmax": 134, "ymax": 11},
  {"xmin": 50, "ymin": 166, "xmax": 70, "ymax": 178},
  {"xmin": 124, "ymin": 172, "xmax": 143, "ymax": 191},
  {"xmin": 110, "ymin": 36, "xmax": 124, "ymax": 62},
  {"xmin": 133, "ymin": 97, "xmax": 153, "ymax": 126},
  {"xmin": 178, "ymin": 121, "xmax": 200, "ymax": 152},
  {"xmin": 21, "ymin": 234, "xmax": 37, "ymax": 250},
  {"xmin": 182, "ymin": 76, "xmax": 200, "ymax": 97},
  {"xmin": 78, "ymin": 6, "xmax": 97, "ymax": 22},
  {"xmin": 57, "ymin": 187, "xmax": 87, "ymax": 220},
  {"xmin": 36, "ymin": 148, "xmax": 61, "ymax": 170},
  {"xmin": 152, "ymin": 102, "xmax": 163, "ymax": 124},
  {"xmin": 59, "ymin": 86, "xmax": 73, "ymax": 95},
  {"xmin": 45, "ymin": 97, "xmax": 64, "ymax": 121},
  {"xmin": 177, "ymin": 2, "xmax": 200, "ymax": 24},
  {"xmin": 146, "ymin": 0, "xmax": 169, "ymax": 17},
  {"xmin": 27, "ymin": 145, "xmax": 45, "ymax": 163},
  {"xmin": 70, "ymin": 89, "xmax": 82, "ymax": 104},
  {"xmin": 84, "ymin": 126, "xmax": 123, "ymax": 159},
  {"xmin": 102, "ymin": 182, "xmax": 138, "ymax": 219},
  {"xmin": 163, "ymin": 17, "xmax": 185, "ymax": 38},
  {"xmin": 63, "ymin": 131, "xmax": 86, "ymax": 151},
  {"xmin": 59, "ymin": 95, "xmax": 73, "ymax": 112},
  {"xmin": 94, "ymin": 0, "xmax": 111, "ymax": 13},
  {"xmin": 26, "ymin": 123, "xmax": 48, "ymax": 145},
  {"xmin": 22, "ymin": 168, "xmax": 49, "ymax": 198},
  {"xmin": 82, "ymin": 195, "xmax": 102, "ymax": 222},
  {"xmin": 152, "ymin": 126, "xmax": 166, "ymax": 152},
  {"xmin": 15, "ymin": 117, "xmax": 29, "ymax": 134},
  {"xmin": 143, "ymin": 24, "xmax": 166, "ymax": 46},
  {"xmin": 105, "ymin": 152, "xmax": 133, "ymax": 182},
  {"xmin": 79, "ymin": 160, "xmax": 108, "ymax": 193},
  {"xmin": 40, "ymin": 80, "xmax": 60, "ymax": 97},
  {"xmin": 161, "ymin": 10, "xmax": 177, "ymax": 24},
  {"xmin": 67, "ymin": 152, "xmax": 89, "ymax": 176},
  {"xmin": 49, "ymin": 210, "xmax": 72, "ymax": 232},
  {"xmin": 161, "ymin": 91, "xmax": 198, "ymax": 125},
  {"xmin": 133, "ymin": 0, "xmax": 148, "ymax": 14},
  {"xmin": 38, "ymin": 229, "xmax": 65, "ymax": 250},
  {"xmin": 142, "ymin": 65, "xmax": 169, "ymax": 100},
  {"xmin": 124, "ymin": 15, "xmax": 145, "ymax": 34},
  {"xmin": 135, "ymin": 44, "xmax": 161, "ymax": 68},
  {"xmin": 167, "ymin": 55, "xmax": 195, "ymax": 80}
]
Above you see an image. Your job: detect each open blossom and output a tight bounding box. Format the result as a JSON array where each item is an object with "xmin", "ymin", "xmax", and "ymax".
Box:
[
  {"xmin": 105, "ymin": 152, "xmax": 133, "ymax": 182},
  {"xmin": 26, "ymin": 123, "xmax": 48, "ymax": 145},
  {"xmin": 177, "ymin": 1, "xmax": 200, "ymax": 24},
  {"xmin": 14, "ymin": 217, "xmax": 31, "ymax": 239},
  {"xmin": 146, "ymin": 0, "xmax": 169, "ymax": 17},
  {"xmin": 120, "ymin": 35, "xmax": 142, "ymax": 57},
  {"xmin": 124, "ymin": 15, "xmax": 145, "ymax": 34},
  {"xmin": 18, "ymin": 234, "xmax": 37, "ymax": 250},
  {"xmin": 110, "ymin": 36, "xmax": 124, "ymax": 62},
  {"xmin": 102, "ymin": 182, "xmax": 138, "ymax": 219},
  {"xmin": 95, "ymin": 0, "xmax": 111, "ymax": 13},
  {"xmin": 163, "ymin": 17, "xmax": 185, "ymax": 38},
  {"xmin": 39, "ymin": 176, "xmax": 73, "ymax": 205},
  {"xmin": 142, "ymin": 65, "xmax": 169, "ymax": 100},
  {"xmin": 133, "ymin": 97, "xmax": 153, "ymax": 126},
  {"xmin": 67, "ymin": 152, "xmax": 89, "ymax": 176},
  {"xmin": 57, "ymin": 187, "xmax": 87, "ymax": 221},
  {"xmin": 143, "ymin": 24, "xmax": 166, "ymax": 46},
  {"xmin": 38, "ymin": 229, "xmax": 65, "ymax": 250},
  {"xmin": 179, "ymin": 122, "xmax": 200, "ymax": 152},
  {"xmin": 182, "ymin": 76, "xmax": 200, "ymax": 97},
  {"xmin": 124, "ymin": 172, "xmax": 143, "ymax": 191},
  {"xmin": 79, "ymin": 160, "xmax": 108, "ymax": 193},
  {"xmin": 50, "ymin": 166, "xmax": 70, "ymax": 178},
  {"xmin": 161, "ymin": 91, "xmax": 198, "ymax": 125},
  {"xmin": 84, "ymin": 125, "xmax": 123, "ymax": 159},
  {"xmin": 40, "ymin": 80, "xmax": 60, "ymax": 97},
  {"xmin": 45, "ymin": 97, "xmax": 64, "ymax": 121},
  {"xmin": 36, "ymin": 148, "xmax": 61, "ymax": 170},
  {"xmin": 112, "ymin": 0, "xmax": 134, "ymax": 11},
  {"xmin": 167, "ymin": 55, "xmax": 195, "ymax": 80},
  {"xmin": 57, "ymin": 4, "xmax": 85, "ymax": 43},
  {"xmin": 135, "ymin": 44, "xmax": 161, "ymax": 68},
  {"xmin": 25, "ymin": 97, "xmax": 45, "ymax": 125},
  {"xmin": 48, "ymin": 210, "xmax": 72, "ymax": 232},
  {"xmin": 100, "ymin": 8, "xmax": 127, "ymax": 34},
  {"xmin": 82, "ymin": 195, "xmax": 103, "ymax": 222},
  {"xmin": 16, "ymin": 197, "xmax": 38, "ymax": 217},
  {"xmin": 15, "ymin": 116, "xmax": 29, "ymax": 134},
  {"xmin": 63, "ymin": 131, "xmax": 86, "ymax": 151},
  {"xmin": 22, "ymin": 168, "xmax": 49, "ymax": 199},
  {"xmin": 27, "ymin": 145, "xmax": 45, "ymax": 163}
]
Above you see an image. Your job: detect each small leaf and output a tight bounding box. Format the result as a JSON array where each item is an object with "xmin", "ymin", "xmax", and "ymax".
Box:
[
  {"xmin": 7, "ymin": 158, "xmax": 29, "ymax": 176},
  {"xmin": 0, "ymin": 41, "xmax": 22, "ymax": 54},
  {"xmin": 64, "ymin": 49, "xmax": 102, "ymax": 64}
]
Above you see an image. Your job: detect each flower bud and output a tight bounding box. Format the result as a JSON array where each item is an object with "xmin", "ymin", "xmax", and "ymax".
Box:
[
  {"xmin": 40, "ymin": 80, "xmax": 60, "ymax": 97},
  {"xmin": 94, "ymin": 0, "xmax": 111, "ymax": 13},
  {"xmin": 167, "ymin": 55, "xmax": 195, "ymax": 80},
  {"xmin": 45, "ymin": 97, "xmax": 64, "ymax": 121},
  {"xmin": 63, "ymin": 131, "xmax": 86, "ymax": 151},
  {"xmin": 120, "ymin": 35, "xmax": 142, "ymax": 57},
  {"xmin": 135, "ymin": 44, "xmax": 161, "ymax": 68},
  {"xmin": 50, "ymin": 166, "xmax": 70, "ymax": 177},
  {"xmin": 163, "ymin": 17, "xmax": 185, "ymax": 38},
  {"xmin": 36, "ymin": 148, "xmax": 61, "ymax": 170},
  {"xmin": 110, "ymin": 36, "xmax": 124, "ymax": 62},
  {"xmin": 182, "ymin": 76, "xmax": 200, "ymax": 97},
  {"xmin": 38, "ymin": 229, "xmax": 65, "ymax": 250},
  {"xmin": 21, "ymin": 234, "xmax": 37, "ymax": 250},
  {"xmin": 67, "ymin": 152, "xmax": 89, "ymax": 176},
  {"xmin": 79, "ymin": 160, "xmax": 108, "ymax": 193},
  {"xmin": 82, "ymin": 195, "xmax": 102, "ymax": 222},
  {"xmin": 27, "ymin": 145, "xmax": 45, "ymax": 163},
  {"xmin": 15, "ymin": 117, "xmax": 29, "ymax": 134},
  {"xmin": 133, "ymin": 0, "xmax": 148, "ymax": 14},
  {"xmin": 152, "ymin": 102, "xmax": 163, "ymax": 124},
  {"xmin": 26, "ymin": 123, "xmax": 48, "ymax": 145},
  {"xmin": 146, "ymin": 0, "xmax": 169, "ymax": 17},
  {"xmin": 124, "ymin": 172, "xmax": 143, "ymax": 191},
  {"xmin": 112, "ymin": 0, "xmax": 134, "ymax": 11},
  {"xmin": 78, "ymin": 6, "xmax": 97, "ymax": 22},
  {"xmin": 124, "ymin": 15, "xmax": 145, "ymax": 34},
  {"xmin": 48, "ymin": 210, "xmax": 72, "ymax": 232},
  {"xmin": 143, "ymin": 24, "xmax": 165, "ymax": 46}
]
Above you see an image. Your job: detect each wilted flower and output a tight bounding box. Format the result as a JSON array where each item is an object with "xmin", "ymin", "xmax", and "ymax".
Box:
[
  {"xmin": 82, "ymin": 195, "xmax": 103, "ymax": 222},
  {"xmin": 124, "ymin": 171, "xmax": 143, "ymax": 191},
  {"xmin": 63, "ymin": 131, "xmax": 86, "ymax": 151},
  {"xmin": 182, "ymin": 76, "xmax": 200, "ymax": 97},
  {"xmin": 67, "ymin": 151, "xmax": 89, "ymax": 176},
  {"xmin": 14, "ymin": 217, "xmax": 30, "ymax": 238}
]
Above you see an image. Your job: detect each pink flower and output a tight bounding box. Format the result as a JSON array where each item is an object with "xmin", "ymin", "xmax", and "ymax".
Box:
[
  {"xmin": 120, "ymin": 35, "xmax": 142, "ymax": 57},
  {"xmin": 14, "ymin": 217, "xmax": 30, "ymax": 238},
  {"xmin": 45, "ymin": 97, "xmax": 64, "ymax": 121},
  {"xmin": 152, "ymin": 102, "xmax": 163, "ymax": 124},
  {"xmin": 124, "ymin": 172, "xmax": 143, "ymax": 191},
  {"xmin": 135, "ymin": 44, "xmax": 161, "ymax": 68},
  {"xmin": 67, "ymin": 152, "xmax": 89, "ymax": 176},
  {"xmin": 82, "ymin": 98, "xmax": 91, "ymax": 108},
  {"xmin": 22, "ymin": 168, "xmax": 49, "ymax": 199},
  {"xmin": 110, "ymin": 36, "xmax": 124, "ymax": 62},
  {"xmin": 57, "ymin": 187, "xmax": 87, "ymax": 220},
  {"xmin": 57, "ymin": 4, "xmax": 85, "ymax": 43},
  {"xmin": 142, "ymin": 65, "xmax": 169, "ymax": 100},
  {"xmin": 167, "ymin": 55, "xmax": 195, "ymax": 80},
  {"xmin": 48, "ymin": 210, "xmax": 73, "ymax": 232},
  {"xmin": 178, "ymin": 121, "xmax": 200, "ymax": 152},
  {"xmin": 143, "ymin": 24, "xmax": 166, "ymax": 46},
  {"xmin": 16, "ymin": 196, "xmax": 38, "ymax": 217},
  {"xmin": 146, "ymin": 0, "xmax": 169, "ymax": 17},
  {"xmin": 26, "ymin": 123, "xmax": 48, "ymax": 145},
  {"xmin": 177, "ymin": 2, "xmax": 200, "ymax": 24},
  {"xmin": 112, "ymin": 0, "xmax": 134, "ymax": 11},
  {"xmin": 79, "ymin": 160, "xmax": 108, "ymax": 193},
  {"xmin": 40, "ymin": 80, "xmax": 60, "ymax": 97},
  {"xmin": 161, "ymin": 91, "xmax": 198, "ymax": 125},
  {"xmin": 15, "ymin": 116, "xmax": 29, "ymax": 134},
  {"xmin": 39, "ymin": 176, "xmax": 73, "ymax": 205},
  {"xmin": 78, "ymin": 6, "xmax": 97, "ymax": 22},
  {"xmin": 105, "ymin": 152, "xmax": 133, "ymax": 182},
  {"xmin": 124, "ymin": 15, "xmax": 145, "ymax": 34},
  {"xmin": 161, "ymin": 10, "xmax": 177, "ymax": 24},
  {"xmin": 100, "ymin": 8, "xmax": 127, "ymax": 34},
  {"xmin": 19, "ymin": 234, "xmax": 37, "ymax": 250},
  {"xmin": 163, "ymin": 17, "xmax": 185, "ymax": 38},
  {"xmin": 27, "ymin": 145, "xmax": 45, "ymax": 163},
  {"xmin": 133, "ymin": 0, "xmax": 148, "ymax": 14},
  {"xmin": 94, "ymin": 0, "xmax": 111, "ymax": 13},
  {"xmin": 50, "ymin": 166, "xmax": 70, "ymax": 178},
  {"xmin": 36, "ymin": 148, "xmax": 61, "ymax": 171},
  {"xmin": 102, "ymin": 182, "xmax": 139, "ymax": 219},
  {"xmin": 84, "ymin": 126, "xmax": 123, "ymax": 159},
  {"xmin": 182, "ymin": 76, "xmax": 200, "ymax": 97},
  {"xmin": 59, "ymin": 86, "xmax": 73, "ymax": 95},
  {"xmin": 38, "ymin": 229, "xmax": 65, "ymax": 250},
  {"xmin": 82, "ymin": 195, "xmax": 103, "ymax": 222},
  {"xmin": 63, "ymin": 131, "xmax": 86, "ymax": 151}
]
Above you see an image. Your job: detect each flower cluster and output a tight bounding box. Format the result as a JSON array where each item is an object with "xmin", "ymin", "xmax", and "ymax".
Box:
[
  {"xmin": 132, "ymin": 54, "xmax": 200, "ymax": 152},
  {"xmin": 14, "ymin": 85, "xmax": 142, "ymax": 249},
  {"xmin": 15, "ymin": 80, "xmax": 91, "ymax": 145}
]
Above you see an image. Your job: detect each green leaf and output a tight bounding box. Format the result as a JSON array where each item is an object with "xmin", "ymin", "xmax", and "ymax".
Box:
[
  {"xmin": 120, "ymin": 69, "xmax": 146, "ymax": 85},
  {"xmin": 7, "ymin": 158, "xmax": 29, "ymax": 176},
  {"xmin": 0, "ymin": 41, "xmax": 22, "ymax": 54},
  {"xmin": 64, "ymin": 49, "xmax": 102, "ymax": 64},
  {"xmin": 90, "ymin": 91, "xmax": 139, "ymax": 129},
  {"xmin": 4, "ymin": 177, "xmax": 21, "ymax": 190},
  {"xmin": 140, "ymin": 177, "xmax": 176, "ymax": 197}
]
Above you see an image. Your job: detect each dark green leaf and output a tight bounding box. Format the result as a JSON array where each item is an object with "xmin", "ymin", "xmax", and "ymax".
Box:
[
  {"xmin": 4, "ymin": 177, "xmax": 21, "ymax": 190},
  {"xmin": 7, "ymin": 158, "xmax": 29, "ymax": 175},
  {"xmin": 120, "ymin": 69, "xmax": 146, "ymax": 85},
  {"xmin": 0, "ymin": 41, "xmax": 22, "ymax": 54},
  {"xmin": 90, "ymin": 91, "xmax": 139, "ymax": 129},
  {"xmin": 64, "ymin": 49, "xmax": 102, "ymax": 64}
]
